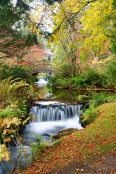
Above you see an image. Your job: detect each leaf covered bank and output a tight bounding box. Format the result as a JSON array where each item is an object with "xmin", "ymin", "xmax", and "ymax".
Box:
[{"xmin": 13, "ymin": 101, "xmax": 116, "ymax": 174}]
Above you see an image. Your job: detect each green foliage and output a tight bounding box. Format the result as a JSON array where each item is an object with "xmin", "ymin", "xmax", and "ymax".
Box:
[
  {"xmin": 51, "ymin": 68, "xmax": 108, "ymax": 88},
  {"xmin": 0, "ymin": 76, "xmax": 29, "ymax": 104},
  {"xmin": 0, "ymin": 103, "xmax": 22, "ymax": 119},
  {"xmin": 16, "ymin": 99, "xmax": 28, "ymax": 118},
  {"xmin": 0, "ymin": 1, "xmax": 22, "ymax": 32},
  {"xmin": 59, "ymin": 63, "xmax": 73, "ymax": 78},
  {"xmin": 105, "ymin": 60, "xmax": 116, "ymax": 85},
  {"xmin": 111, "ymin": 0, "xmax": 116, "ymax": 53},
  {"xmin": 89, "ymin": 92, "xmax": 108, "ymax": 108},
  {"xmin": 54, "ymin": 139, "xmax": 62, "ymax": 146},
  {"xmin": 81, "ymin": 69, "xmax": 102, "ymax": 87},
  {"xmin": 0, "ymin": 64, "xmax": 37, "ymax": 83},
  {"xmin": 82, "ymin": 92, "xmax": 116, "ymax": 126},
  {"xmin": 82, "ymin": 107, "xmax": 98, "ymax": 125},
  {"xmin": 52, "ymin": 63, "xmax": 73, "ymax": 79}
]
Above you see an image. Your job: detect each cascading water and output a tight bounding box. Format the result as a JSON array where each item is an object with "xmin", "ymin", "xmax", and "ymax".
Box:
[
  {"xmin": 0, "ymin": 79, "xmax": 83, "ymax": 174},
  {"xmin": 27, "ymin": 101, "xmax": 83, "ymax": 138},
  {"xmin": 31, "ymin": 103, "xmax": 82, "ymax": 122}
]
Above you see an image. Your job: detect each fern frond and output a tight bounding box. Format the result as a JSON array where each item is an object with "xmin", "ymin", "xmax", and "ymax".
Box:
[{"xmin": 0, "ymin": 77, "xmax": 29, "ymax": 103}]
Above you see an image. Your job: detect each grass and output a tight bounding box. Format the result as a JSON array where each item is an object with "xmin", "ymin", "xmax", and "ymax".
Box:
[{"xmin": 13, "ymin": 101, "xmax": 116, "ymax": 174}]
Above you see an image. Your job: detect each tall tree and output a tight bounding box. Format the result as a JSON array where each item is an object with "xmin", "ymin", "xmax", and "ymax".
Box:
[
  {"xmin": 111, "ymin": 0, "xmax": 116, "ymax": 53},
  {"xmin": 81, "ymin": 0, "xmax": 115, "ymax": 58},
  {"xmin": 0, "ymin": 0, "xmax": 39, "ymax": 60},
  {"xmin": 47, "ymin": 0, "xmax": 95, "ymax": 77}
]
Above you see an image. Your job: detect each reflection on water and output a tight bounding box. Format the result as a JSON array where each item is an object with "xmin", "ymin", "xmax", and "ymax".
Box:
[
  {"xmin": 38, "ymin": 86, "xmax": 52, "ymax": 99},
  {"xmin": 36, "ymin": 78, "xmax": 91, "ymax": 103},
  {"xmin": 51, "ymin": 87, "xmax": 91, "ymax": 104},
  {"xmin": 35, "ymin": 78, "xmax": 52, "ymax": 99}
]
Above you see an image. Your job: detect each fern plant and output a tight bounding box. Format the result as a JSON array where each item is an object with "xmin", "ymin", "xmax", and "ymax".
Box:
[{"xmin": 0, "ymin": 76, "xmax": 29, "ymax": 104}]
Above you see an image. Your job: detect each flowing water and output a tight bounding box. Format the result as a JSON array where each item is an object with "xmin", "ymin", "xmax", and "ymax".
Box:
[{"xmin": 0, "ymin": 78, "xmax": 83, "ymax": 174}]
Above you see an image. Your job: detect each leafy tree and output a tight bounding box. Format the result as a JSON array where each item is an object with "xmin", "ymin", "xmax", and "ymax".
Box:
[
  {"xmin": 81, "ymin": 0, "xmax": 115, "ymax": 58},
  {"xmin": 48, "ymin": 0, "xmax": 116, "ymax": 79},
  {"xmin": 111, "ymin": 0, "xmax": 116, "ymax": 53},
  {"xmin": 0, "ymin": 0, "xmax": 40, "ymax": 60},
  {"xmin": 47, "ymin": 0, "xmax": 96, "ymax": 77}
]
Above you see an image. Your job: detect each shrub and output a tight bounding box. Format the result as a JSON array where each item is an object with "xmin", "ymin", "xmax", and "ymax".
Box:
[
  {"xmin": 51, "ymin": 65, "xmax": 116, "ymax": 89},
  {"xmin": 89, "ymin": 92, "xmax": 108, "ymax": 108},
  {"xmin": 0, "ymin": 103, "xmax": 22, "ymax": 119},
  {"xmin": 0, "ymin": 77, "xmax": 29, "ymax": 105},
  {"xmin": 81, "ymin": 69, "xmax": 103, "ymax": 87},
  {"xmin": 51, "ymin": 67, "xmax": 108, "ymax": 88},
  {"xmin": 0, "ymin": 63, "xmax": 37, "ymax": 83},
  {"xmin": 82, "ymin": 92, "xmax": 116, "ymax": 126},
  {"xmin": 82, "ymin": 107, "xmax": 98, "ymax": 125},
  {"xmin": 105, "ymin": 60, "xmax": 116, "ymax": 86}
]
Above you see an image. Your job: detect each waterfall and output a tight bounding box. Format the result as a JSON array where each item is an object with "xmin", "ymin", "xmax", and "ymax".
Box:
[{"xmin": 30, "ymin": 104, "xmax": 82, "ymax": 122}]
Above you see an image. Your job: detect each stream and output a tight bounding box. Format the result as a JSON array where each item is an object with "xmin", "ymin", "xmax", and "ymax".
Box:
[{"xmin": 0, "ymin": 78, "xmax": 83, "ymax": 174}]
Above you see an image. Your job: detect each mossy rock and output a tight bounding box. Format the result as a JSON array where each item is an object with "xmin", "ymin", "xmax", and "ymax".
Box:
[
  {"xmin": 77, "ymin": 95, "xmax": 89, "ymax": 103},
  {"xmin": 53, "ymin": 128, "xmax": 78, "ymax": 139}
]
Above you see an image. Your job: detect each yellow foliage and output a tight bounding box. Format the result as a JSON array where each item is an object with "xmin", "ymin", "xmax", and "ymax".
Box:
[
  {"xmin": 3, "ymin": 129, "xmax": 16, "ymax": 135},
  {"xmin": 23, "ymin": 112, "xmax": 35, "ymax": 126},
  {"xmin": 81, "ymin": 0, "xmax": 116, "ymax": 56},
  {"xmin": 26, "ymin": 3, "xmax": 52, "ymax": 34},
  {"xmin": 23, "ymin": 117, "xmax": 30, "ymax": 126},
  {"xmin": 0, "ymin": 144, "xmax": 10, "ymax": 162},
  {"xmin": 0, "ymin": 117, "xmax": 21, "ymax": 129},
  {"xmin": 0, "ymin": 118, "xmax": 3, "ymax": 129},
  {"xmin": 4, "ymin": 137, "xmax": 12, "ymax": 143},
  {"xmin": 0, "ymin": 77, "xmax": 29, "ymax": 103},
  {"xmin": 18, "ymin": 137, "xmax": 23, "ymax": 143}
]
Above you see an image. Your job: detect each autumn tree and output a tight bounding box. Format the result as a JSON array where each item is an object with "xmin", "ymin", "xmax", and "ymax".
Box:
[
  {"xmin": 110, "ymin": 0, "xmax": 116, "ymax": 53},
  {"xmin": 47, "ymin": 0, "xmax": 96, "ymax": 77},
  {"xmin": 47, "ymin": 0, "xmax": 116, "ymax": 79},
  {"xmin": 0, "ymin": 0, "xmax": 40, "ymax": 61},
  {"xmin": 81, "ymin": 0, "xmax": 116, "ymax": 58}
]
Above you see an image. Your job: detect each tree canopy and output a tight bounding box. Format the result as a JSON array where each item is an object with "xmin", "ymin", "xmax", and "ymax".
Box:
[{"xmin": 0, "ymin": 0, "xmax": 40, "ymax": 60}]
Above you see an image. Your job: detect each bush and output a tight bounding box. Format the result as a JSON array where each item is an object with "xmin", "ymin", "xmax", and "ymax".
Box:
[
  {"xmin": 81, "ymin": 69, "xmax": 103, "ymax": 88},
  {"xmin": 89, "ymin": 92, "xmax": 108, "ymax": 108},
  {"xmin": 60, "ymin": 63, "xmax": 72, "ymax": 78},
  {"xmin": 0, "ymin": 103, "xmax": 22, "ymax": 119},
  {"xmin": 82, "ymin": 92, "xmax": 116, "ymax": 126},
  {"xmin": 68, "ymin": 76, "xmax": 84, "ymax": 88},
  {"xmin": 0, "ymin": 64, "xmax": 37, "ymax": 83},
  {"xmin": 82, "ymin": 107, "xmax": 98, "ymax": 125},
  {"xmin": 105, "ymin": 60, "xmax": 116, "ymax": 86},
  {"xmin": 67, "ymin": 70, "xmax": 107, "ymax": 88},
  {"xmin": 51, "ymin": 66, "xmax": 115, "ymax": 89}
]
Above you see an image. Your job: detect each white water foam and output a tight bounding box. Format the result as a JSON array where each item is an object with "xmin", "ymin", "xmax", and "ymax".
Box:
[
  {"xmin": 36, "ymin": 78, "xmax": 48, "ymax": 87},
  {"xmin": 36, "ymin": 101, "xmax": 60, "ymax": 105},
  {"xmin": 25, "ymin": 116, "xmax": 82, "ymax": 136}
]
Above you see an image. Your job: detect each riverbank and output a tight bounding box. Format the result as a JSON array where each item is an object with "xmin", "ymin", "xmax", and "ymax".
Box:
[
  {"xmin": 56, "ymin": 86, "xmax": 115, "ymax": 91},
  {"xmin": 13, "ymin": 101, "xmax": 116, "ymax": 174}
]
